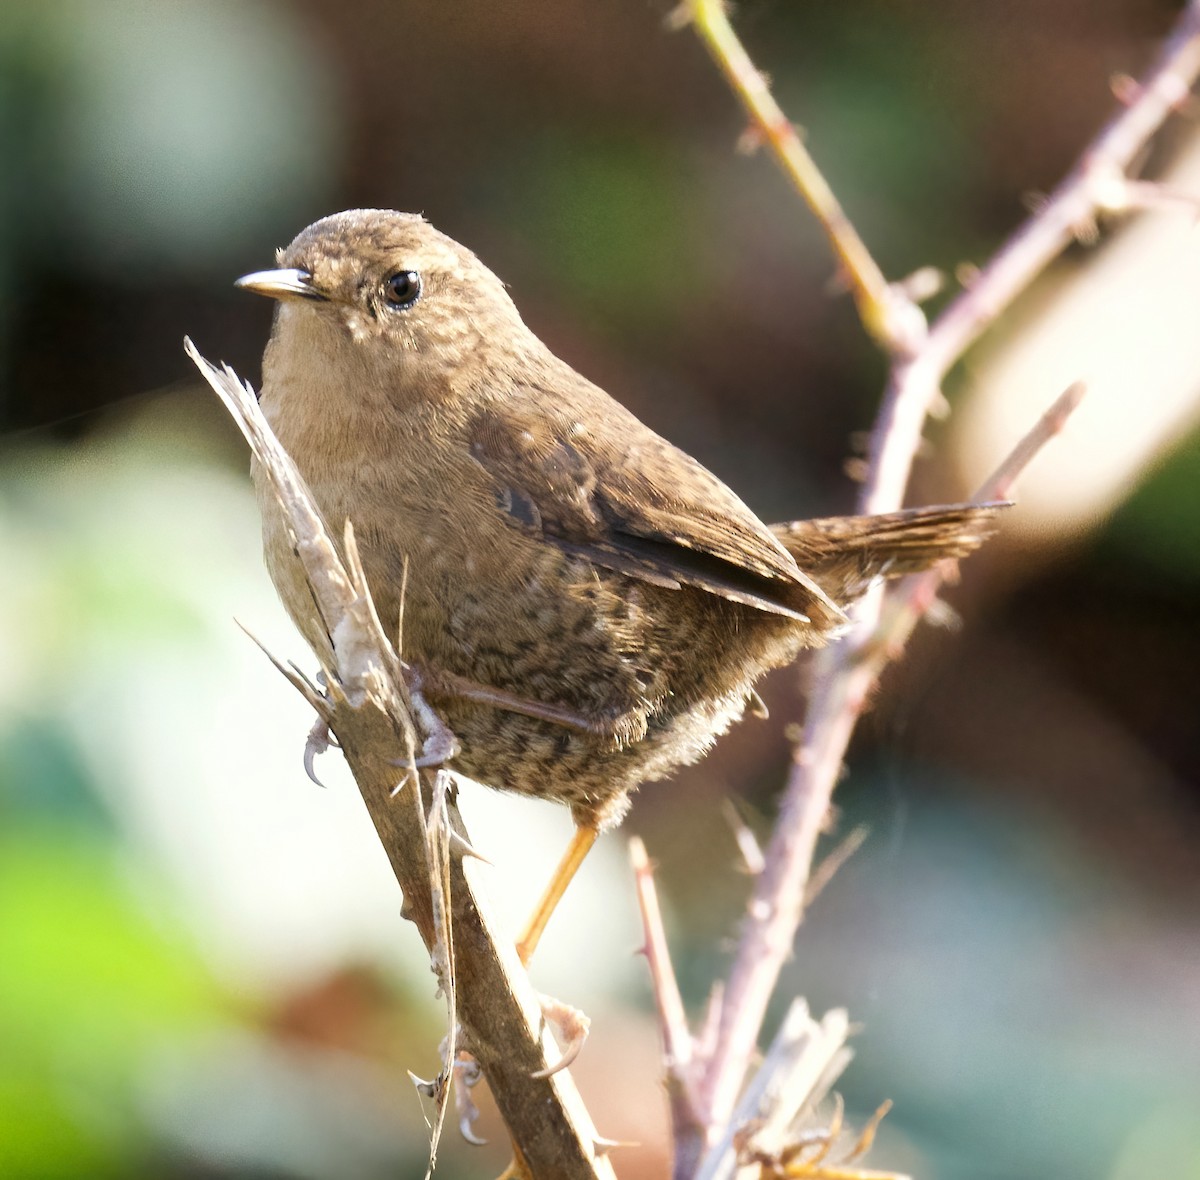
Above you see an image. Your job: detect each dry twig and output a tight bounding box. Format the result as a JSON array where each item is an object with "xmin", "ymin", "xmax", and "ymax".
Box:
[
  {"xmin": 667, "ymin": 0, "xmax": 1200, "ymax": 1154},
  {"xmin": 185, "ymin": 340, "xmax": 615, "ymax": 1180}
]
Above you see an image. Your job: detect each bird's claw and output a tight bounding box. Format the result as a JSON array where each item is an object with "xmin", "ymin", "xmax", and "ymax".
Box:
[
  {"xmin": 453, "ymin": 1052, "xmax": 487, "ymax": 1146},
  {"xmin": 303, "ymin": 717, "xmax": 337, "ymax": 785},
  {"xmin": 530, "ymin": 993, "xmax": 591, "ymax": 1079}
]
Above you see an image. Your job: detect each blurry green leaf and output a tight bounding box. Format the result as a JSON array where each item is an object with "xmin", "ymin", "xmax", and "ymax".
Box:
[
  {"xmin": 0, "ymin": 829, "xmax": 218, "ymax": 1043},
  {"xmin": 0, "ymin": 0, "xmax": 339, "ymax": 275},
  {"xmin": 0, "ymin": 826, "xmax": 222, "ymax": 1175},
  {"xmin": 496, "ymin": 128, "xmax": 701, "ymax": 329},
  {"xmin": 0, "ymin": 1077, "xmax": 125, "ymax": 1179}
]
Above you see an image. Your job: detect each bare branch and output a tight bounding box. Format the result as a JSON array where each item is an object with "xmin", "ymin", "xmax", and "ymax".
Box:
[
  {"xmin": 672, "ymin": 0, "xmax": 923, "ymax": 354},
  {"xmin": 698, "ymin": 376, "xmax": 1085, "ymax": 1130},
  {"xmin": 697, "ymin": 1002, "xmax": 854, "ymax": 1180},
  {"xmin": 185, "ymin": 340, "xmax": 615, "ymax": 1180},
  {"xmin": 629, "ymin": 837, "xmax": 704, "ymax": 1176},
  {"xmin": 687, "ymin": 0, "xmax": 1200, "ymax": 1141},
  {"xmin": 864, "ymin": 3, "xmax": 1200, "ymax": 516}
]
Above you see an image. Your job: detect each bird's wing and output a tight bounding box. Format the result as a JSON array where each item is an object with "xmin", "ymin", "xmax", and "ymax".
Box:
[{"xmin": 466, "ymin": 391, "xmax": 844, "ymax": 626}]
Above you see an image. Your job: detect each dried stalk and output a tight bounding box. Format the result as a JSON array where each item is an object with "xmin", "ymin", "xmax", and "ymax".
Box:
[
  {"xmin": 629, "ymin": 837, "xmax": 705, "ymax": 1178},
  {"xmin": 185, "ymin": 340, "xmax": 615, "ymax": 1180}
]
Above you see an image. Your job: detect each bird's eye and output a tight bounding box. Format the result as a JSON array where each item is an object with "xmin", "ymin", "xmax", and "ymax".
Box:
[{"xmin": 383, "ymin": 270, "xmax": 422, "ymax": 309}]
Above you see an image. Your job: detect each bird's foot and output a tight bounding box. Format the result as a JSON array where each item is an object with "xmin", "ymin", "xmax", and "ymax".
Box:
[{"xmin": 410, "ymin": 686, "xmax": 460, "ymax": 768}]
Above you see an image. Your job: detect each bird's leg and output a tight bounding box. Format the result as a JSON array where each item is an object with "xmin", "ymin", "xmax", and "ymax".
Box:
[
  {"xmin": 516, "ymin": 823, "xmax": 599, "ymax": 965},
  {"xmin": 411, "ymin": 664, "xmax": 619, "ymax": 959}
]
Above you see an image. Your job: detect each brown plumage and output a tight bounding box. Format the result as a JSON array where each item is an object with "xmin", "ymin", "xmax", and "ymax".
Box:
[{"xmin": 240, "ymin": 210, "xmax": 1000, "ymax": 834}]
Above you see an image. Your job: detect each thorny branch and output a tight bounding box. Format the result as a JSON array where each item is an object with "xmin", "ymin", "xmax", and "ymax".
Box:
[
  {"xmin": 185, "ymin": 341, "xmax": 616, "ymax": 1180},
  {"xmin": 665, "ymin": 0, "xmax": 1200, "ymax": 1160}
]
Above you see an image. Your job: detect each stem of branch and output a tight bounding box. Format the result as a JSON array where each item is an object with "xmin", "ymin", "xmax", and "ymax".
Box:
[
  {"xmin": 689, "ymin": 0, "xmax": 1200, "ymax": 1141},
  {"xmin": 629, "ymin": 838, "xmax": 704, "ymax": 1178},
  {"xmin": 186, "ymin": 340, "xmax": 615, "ymax": 1180},
  {"xmin": 698, "ymin": 378, "xmax": 1086, "ymax": 1131},
  {"xmin": 677, "ymin": 0, "xmax": 922, "ymax": 354}
]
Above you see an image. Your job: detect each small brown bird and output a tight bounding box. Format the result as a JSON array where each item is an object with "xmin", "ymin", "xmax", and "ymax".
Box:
[{"xmin": 239, "ymin": 209, "xmax": 999, "ymax": 957}]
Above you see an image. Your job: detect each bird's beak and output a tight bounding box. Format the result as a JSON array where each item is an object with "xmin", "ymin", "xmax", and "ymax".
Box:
[{"xmin": 235, "ymin": 268, "xmax": 328, "ymax": 302}]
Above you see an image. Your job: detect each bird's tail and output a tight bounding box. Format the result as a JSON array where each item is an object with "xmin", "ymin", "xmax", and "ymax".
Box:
[{"xmin": 770, "ymin": 502, "xmax": 1007, "ymax": 604}]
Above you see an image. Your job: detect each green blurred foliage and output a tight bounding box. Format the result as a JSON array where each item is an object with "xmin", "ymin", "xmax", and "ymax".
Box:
[
  {"xmin": 495, "ymin": 128, "xmax": 703, "ymax": 331},
  {"xmin": 0, "ymin": 828, "xmax": 219, "ymax": 1178},
  {"xmin": 0, "ymin": 435, "xmax": 225, "ymax": 1178}
]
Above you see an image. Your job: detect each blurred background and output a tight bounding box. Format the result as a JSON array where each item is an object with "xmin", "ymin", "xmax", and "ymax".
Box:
[{"xmin": 2, "ymin": 1, "xmax": 1199, "ymax": 1177}]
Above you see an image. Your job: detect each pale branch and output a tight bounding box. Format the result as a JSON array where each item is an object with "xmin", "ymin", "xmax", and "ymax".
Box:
[
  {"xmin": 872, "ymin": 382, "xmax": 1089, "ymax": 671},
  {"xmin": 697, "ymin": 384, "xmax": 1087, "ymax": 1134},
  {"xmin": 970, "ymin": 381, "xmax": 1088, "ymax": 506},
  {"xmin": 672, "ymin": 0, "xmax": 919, "ymax": 354},
  {"xmin": 629, "ymin": 837, "xmax": 705, "ymax": 1178},
  {"xmin": 862, "ymin": 1, "xmax": 1200, "ymax": 518},
  {"xmin": 696, "ymin": 1002, "xmax": 854, "ymax": 1180},
  {"xmin": 184, "ymin": 340, "xmax": 615, "ymax": 1180},
  {"xmin": 688, "ymin": 1, "xmax": 1200, "ymax": 1139}
]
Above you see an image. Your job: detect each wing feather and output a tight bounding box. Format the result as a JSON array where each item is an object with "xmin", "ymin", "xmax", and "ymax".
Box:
[{"xmin": 466, "ymin": 382, "xmax": 844, "ymax": 627}]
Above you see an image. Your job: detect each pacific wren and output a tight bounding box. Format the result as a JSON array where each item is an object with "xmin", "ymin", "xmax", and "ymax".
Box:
[{"xmin": 239, "ymin": 210, "xmax": 999, "ymax": 837}]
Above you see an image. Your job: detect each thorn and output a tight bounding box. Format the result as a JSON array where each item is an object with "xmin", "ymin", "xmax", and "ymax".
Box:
[
  {"xmin": 824, "ymin": 265, "xmax": 853, "ymax": 297},
  {"xmin": 722, "ymin": 798, "xmax": 765, "ymax": 876},
  {"xmin": 663, "ymin": 2, "xmax": 693, "ymax": 32},
  {"xmin": 843, "ymin": 457, "xmax": 869, "ymax": 484},
  {"xmin": 925, "ymin": 597, "xmax": 962, "ymax": 630},
  {"xmin": 592, "ymin": 1135, "xmax": 640, "ymax": 1158},
  {"xmin": 1111, "ymin": 72, "xmax": 1140, "ymax": 106},
  {"xmin": 1074, "ymin": 212, "xmax": 1101, "ymax": 245},
  {"xmin": 847, "ymin": 1097, "xmax": 894, "ymax": 1162},
  {"xmin": 804, "ymin": 824, "xmax": 868, "ymax": 906},
  {"xmin": 736, "ymin": 124, "xmax": 765, "ymax": 155},
  {"xmin": 1021, "ymin": 189, "xmax": 1049, "ymax": 215},
  {"xmin": 895, "ymin": 265, "xmax": 945, "ymax": 304},
  {"xmin": 1117, "ymin": 67, "xmax": 1195, "ymax": 115},
  {"xmin": 408, "ymin": 1069, "xmax": 445, "ymax": 1101},
  {"xmin": 955, "ymin": 261, "xmax": 981, "ymax": 289},
  {"xmin": 236, "ymin": 620, "xmax": 327, "ymax": 711},
  {"xmin": 926, "ymin": 390, "xmax": 952, "ymax": 421},
  {"xmin": 449, "ymin": 828, "xmax": 492, "ymax": 864}
]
